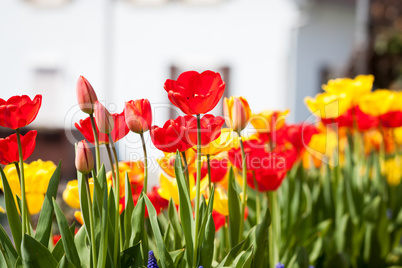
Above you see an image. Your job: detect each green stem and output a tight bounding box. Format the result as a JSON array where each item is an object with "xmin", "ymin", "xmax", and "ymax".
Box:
[
  {"xmin": 193, "ymin": 114, "xmax": 202, "ymax": 268},
  {"xmin": 268, "ymin": 191, "xmax": 279, "ymax": 268},
  {"xmin": 85, "ymin": 174, "xmax": 97, "ymax": 268},
  {"xmin": 238, "ymin": 135, "xmax": 248, "ymax": 242},
  {"xmin": 181, "ymin": 151, "xmax": 190, "ymax": 195},
  {"xmin": 108, "ymin": 135, "xmax": 121, "ymax": 267},
  {"xmin": 140, "ymin": 133, "xmax": 148, "ymax": 193},
  {"xmin": 89, "ymin": 114, "xmax": 101, "ymax": 174},
  {"xmin": 16, "ymin": 129, "xmax": 30, "ymax": 236},
  {"xmin": 253, "ymin": 171, "xmax": 260, "ymax": 224},
  {"xmin": 105, "ymin": 144, "xmax": 116, "ymax": 183},
  {"xmin": 224, "ymin": 216, "xmax": 230, "ymax": 253},
  {"xmin": 207, "ymin": 154, "xmax": 212, "ymax": 193}
]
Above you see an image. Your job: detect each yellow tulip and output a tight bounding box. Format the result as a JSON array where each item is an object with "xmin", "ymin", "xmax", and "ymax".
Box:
[
  {"xmin": 157, "ymin": 173, "xmax": 208, "ymax": 205},
  {"xmin": 394, "ymin": 127, "xmax": 402, "ymax": 145},
  {"xmin": 382, "ymin": 158, "xmax": 402, "ymax": 186},
  {"xmin": 358, "ymin": 90, "xmax": 394, "ymax": 116},
  {"xmin": 0, "ymin": 160, "xmax": 56, "ymax": 215},
  {"xmin": 213, "ymin": 186, "xmax": 228, "ymax": 216},
  {"xmin": 388, "ymin": 91, "xmax": 402, "ymax": 112},
  {"xmin": 303, "ymin": 127, "xmax": 337, "ymax": 168},
  {"xmin": 305, "ymin": 92, "xmax": 352, "ymax": 119},
  {"xmin": 63, "ymin": 178, "xmax": 94, "ymax": 209},
  {"xmin": 106, "ymin": 161, "xmax": 144, "ymax": 197},
  {"xmin": 223, "ymin": 96, "xmax": 252, "ymax": 133},
  {"xmin": 157, "ymin": 150, "xmax": 196, "ymax": 178},
  {"xmin": 200, "ymin": 128, "xmax": 237, "ymax": 156},
  {"xmin": 250, "ymin": 110, "xmax": 289, "ymax": 133},
  {"xmin": 74, "ymin": 211, "xmax": 84, "ymax": 225},
  {"xmin": 323, "ymin": 74, "xmax": 374, "ymax": 102}
]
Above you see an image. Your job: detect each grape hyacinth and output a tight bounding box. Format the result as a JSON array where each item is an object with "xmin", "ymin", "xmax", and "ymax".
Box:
[
  {"xmin": 276, "ymin": 263, "xmax": 285, "ymax": 268},
  {"xmin": 147, "ymin": 251, "xmax": 159, "ymax": 268}
]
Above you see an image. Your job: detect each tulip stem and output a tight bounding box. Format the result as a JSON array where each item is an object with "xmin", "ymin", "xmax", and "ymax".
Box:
[
  {"xmin": 105, "ymin": 144, "xmax": 116, "ymax": 183},
  {"xmin": 253, "ymin": 171, "xmax": 261, "ymax": 224},
  {"xmin": 181, "ymin": 151, "xmax": 190, "ymax": 195},
  {"xmin": 140, "ymin": 133, "xmax": 148, "ymax": 193},
  {"xmin": 238, "ymin": 135, "xmax": 247, "ymax": 242},
  {"xmin": 193, "ymin": 114, "xmax": 202, "ymax": 268},
  {"xmin": 108, "ymin": 135, "xmax": 121, "ymax": 267},
  {"xmin": 89, "ymin": 113, "xmax": 101, "ymax": 174},
  {"xmin": 16, "ymin": 128, "xmax": 30, "ymax": 236},
  {"xmin": 268, "ymin": 191, "xmax": 279, "ymax": 268},
  {"xmin": 207, "ymin": 154, "xmax": 212, "ymax": 193},
  {"xmin": 85, "ymin": 174, "xmax": 97, "ymax": 268}
]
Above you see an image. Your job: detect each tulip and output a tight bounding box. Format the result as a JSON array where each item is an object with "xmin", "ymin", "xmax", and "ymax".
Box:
[
  {"xmin": 164, "ymin": 70, "xmax": 226, "ymax": 115},
  {"xmin": 358, "ymin": 90, "xmax": 394, "ymax": 117},
  {"xmin": 0, "ymin": 160, "xmax": 56, "ymax": 214},
  {"xmin": 157, "ymin": 150, "xmax": 196, "ymax": 178},
  {"xmin": 199, "ymin": 128, "xmax": 236, "ymax": 156},
  {"xmin": 75, "ymin": 140, "xmax": 94, "ymax": 174},
  {"xmin": 321, "ymin": 106, "xmax": 379, "ymax": 130},
  {"xmin": 106, "ymin": 161, "xmax": 144, "ymax": 198},
  {"xmin": 150, "ymin": 116, "xmax": 193, "ymax": 153},
  {"xmin": 223, "ymin": 96, "xmax": 251, "ymax": 133},
  {"xmin": 124, "ymin": 99, "xmax": 152, "ymax": 134},
  {"xmin": 250, "ymin": 110, "xmax": 289, "ymax": 133},
  {"xmin": 0, "ymin": 130, "xmax": 37, "ymax": 165},
  {"xmin": 213, "ymin": 186, "xmax": 229, "ymax": 216},
  {"xmin": 94, "ymin": 101, "xmax": 114, "ymax": 134},
  {"xmin": 63, "ymin": 179, "xmax": 95, "ymax": 209},
  {"xmin": 283, "ymin": 124, "xmax": 319, "ymax": 153},
  {"xmin": 0, "ymin": 95, "xmax": 42, "ymax": 129},
  {"xmin": 75, "ymin": 111, "xmax": 129, "ymax": 145},
  {"xmin": 76, "ymin": 76, "xmax": 98, "ymax": 114},
  {"xmin": 305, "ymin": 92, "xmax": 352, "ymax": 119},
  {"xmin": 186, "ymin": 114, "xmax": 225, "ymax": 147},
  {"xmin": 200, "ymin": 157, "xmax": 229, "ymax": 183}
]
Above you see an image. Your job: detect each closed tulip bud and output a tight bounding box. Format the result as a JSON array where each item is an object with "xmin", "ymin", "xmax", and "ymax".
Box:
[
  {"xmin": 76, "ymin": 76, "xmax": 98, "ymax": 114},
  {"xmin": 94, "ymin": 101, "xmax": 114, "ymax": 134},
  {"xmin": 223, "ymin": 96, "xmax": 251, "ymax": 133},
  {"xmin": 124, "ymin": 99, "xmax": 152, "ymax": 134},
  {"xmin": 75, "ymin": 140, "xmax": 94, "ymax": 174}
]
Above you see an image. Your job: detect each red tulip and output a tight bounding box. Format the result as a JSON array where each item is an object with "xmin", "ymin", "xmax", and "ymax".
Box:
[
  {"xmin": 284, "ymin": 124, "xmax": 319, "ymax": 153},
  {"xmin": 0, "ymin": 95, "xmax": 42, "ymax": 129},
  {"xmin": 0, "ymin": 130, "xmax": 37, "ymax": 165},
  {"xmin": 186, "ymin": 114, "xmax": 225, "ymax": 146},
  {"xmin": 150, "ymin": 116, "xmax": 193, "ymax": 153},
  {"xmin": 201, "ymin": 158, "xmax": 229, "ymax": 183},
  {"xmin": 321, "ymin": 106, "xmax": 378, "ymax": 130},
  {"xmin": 75, "ymin": 111, "xmax": 129, "ymax": 145},
  {"xmin": 124, "ymin": 99, "xmax": 152, "ymax": 134},
  {"xmin": 164, "ymin": 70, "xmax": 226, "ymax": 115},
  {"xmin": 212, "ymin": 211, "xmax": 225, "ymax": 231},
  {"xmin": 94, "ymin": 101, "xmax": 114, "ymax": 134},
  {"xmin": 75, "ymin": 140, "xmax": 94, "ymax": 174},
  {"xmin": 247, "ymin": 167, "xmax": 287, "ymax": 192},
  {"xmin": 76, "ymin": 76, "xmax": 98, "ymax": 114},
  {"xmin": 380, "ymin": 111, "xmax": 402, "ymax": 128}
]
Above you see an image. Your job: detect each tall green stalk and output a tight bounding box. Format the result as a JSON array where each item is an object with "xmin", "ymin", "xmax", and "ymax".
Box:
[
  {"xmin": 207, "ymin": 154, "xmax": 212, "ymax": 192},
  {"xmin": 193, "ymin": 114, "xmax": 202, "ymax": 268},
  {"xmin": 253, "ymin": 171, "xmax": 261, "ymax": 224},
  {"xmin": 85, "ymin": 175, "xmax": 97, "ymax": 268},
  {"xmin": 140, "ymin": 133, "xmax": 148, "ymax": 193},
  {"xmin": 238, "ymin": 136, "xmax": 247, "ymax": 242},
  {"xmin": 268, "ymin": 191, "xmax": 279, "ymax": 268},
  {"xmin": 16, "ymin": 128, "xmax": 30, "ymax": 236},
  {"xmin": 108, "ymin": 135, "xmax": 121, "ymax": 267},
  {"xmin": 181, "ymin": 151, "xmax": 190, "ymax": 194},
  {"xmin": 89, "ymin": 113, "xmax": 101, "ymax": 174}
]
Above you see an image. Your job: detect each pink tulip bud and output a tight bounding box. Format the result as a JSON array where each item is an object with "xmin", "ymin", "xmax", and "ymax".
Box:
[
  {"xmin": 76, "ymin": 76, "xmax": 98, "ymax": 114},
  {"xmin": 124, "ymin": 99, "xmax": 152, "ymax": 134},
  {"xmin": 94, "ymin": 101, "xmax": 114, "ymax": 134},
  {"xmin": 223, "ymin": 96, "xmax": 251, "ymax": 133},
  {"xmin": 75, "ymin": 140, "xmax": 94, "ymax": 174}
]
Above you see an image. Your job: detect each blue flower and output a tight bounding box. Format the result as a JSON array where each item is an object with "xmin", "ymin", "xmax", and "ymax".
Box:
[
  {"xmin": 276, "ymin": 263, "xmax": 285, "ymax": 268},
  {"xmin": 147, "ymin": 251, "xmax": 159, "ymax": 268}
]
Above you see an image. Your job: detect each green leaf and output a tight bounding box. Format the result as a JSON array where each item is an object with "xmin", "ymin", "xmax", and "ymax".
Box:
[
  {"xmin": 199, "ymin": 213, "xmax": 215, "ymax": 268},
  {"xmin": 228, "ymin": 167, "xmax": 241, "ymax": 248},
  {"xmin": 252, "ymin": 203, "xmax": 271, "ymax": 268},
  {"xmin": 216, "ymin": 240, "xmax": 247, "ymax": 267},
  {"xmin": 35, "ymin": 161, "xmax": 61, "ymax": 247},
  {"xmin": 77, "ymin": 171, "xmax": 91, "ymax": 237},
  {"xmin": 124, "ymin": 172, "xmax": 135, "ymax": 249},
  {"xmin": 234, "ymin": 246, "xmax": 254, "ymax": 268},
  {"xmin": 98, "ymin": 180, "xmax": 109, "ymax": 268},
  {"xmin": 52, "ymin": 199, "xmax": 81, "ymax": 268},
  {"xmin": 168, "ymin": 198, "xmax": 183, "ymax": 249},
  {"xmin": 56, "ymin": 256, "xmax": 76, "ymax": 268},
  {"xmin": 21, "ymin": 234, "xmax": 57, "ymax": 268},
  {"xmin": 74, "ymin": 226, "xmax": 91, "ymax": 268},
  {"xmin": 51, "ymin": 223, "xmax": 76, "ymax": 263},
  {"xmin": 0, "ymin": 224, "xmax": 18, "ymax": 267},
  {"xmin": 170, "ymin": 249, "xmax": 185, "ymax": 267},
  {"xmin": 120, "ymin": 242, "xmax": 142, "ymax": 268},
  {"xmin": 174, "ymin": 151, "xmax": 194, "ymax": 265},
  {"xmin": 0, "ymin": 166, "xmax": 22, "ymax": 255},
  {"xmin": 144, "ymin": 195, "xmax": 174, "ymax": 268}
]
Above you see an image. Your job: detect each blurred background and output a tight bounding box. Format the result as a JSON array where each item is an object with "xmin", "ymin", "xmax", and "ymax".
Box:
[{"xmin": 0, "ymin": 0, "xmax": 401, "ymax": 186}]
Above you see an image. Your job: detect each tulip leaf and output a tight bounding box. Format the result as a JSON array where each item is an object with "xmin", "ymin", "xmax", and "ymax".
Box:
[
  {"xmin": 252, "ymin": 202, "xmax": 271, "ymax": 268},
  {"xmin": 199, "ymin": 213, "xmax": 215, "ymax": 268},
  {"xmin": 35, "ymin": 161, "xmax": 61, "ymax": 247},
  {"xmin": 216, "ymin": 239, "xmax": 246, "ymax": 268},
  {"xmin": 169, "ymin": 249, "xmax": 185, "ymax": 267},
  {"xmin": 228, "ymin": 167, "xmax": 241, "ymax": 248},
  {"xmin": 77, "ymin": 171, "xmax": 91, "ymax": 240},
  {"xmin": 21, "ymin": 234, "xmax": 57, "ymax": 268},
  {"xmin": 120, "ymin": 242, "xmax": 142, "ymax": 268},
  {"xmin": 0, "ymin": 224, "xmax": 18, "ymax": 267},
  {"xmin": 56, "ymin": 255, "xmax": 76, "ymax": 268},
  {"xmin": 0, "ymin": 166, "xmax": 22, "ymax": 255},
  {"xmin": 97, "ymin": 180, "xmax": 109, "ymax": 268},
  {"xmin": 174, "ymin": 151, "xmax": 194, "ymax": 266},
  {"xmin": 51, "ymin": 223, "xmax": 76, "ymax": 263},
  {"xmin": 144, "ymin": 194, "xmax": 175, "ymax": 268},
  {"xmin": 74, "ymin": 226, "xmax": 91, "ymax": 268},
  {"xmin": 124, "ymin": 172, "xmax": 134, "ymax": 249},
  {"xmin": 234, "ymin": 246, "xmax": 254, "ymax": 268},
  {"xmin": 52, "ymin": 199, "xmax": 81, "ymax": 268},
  {"xmin": 168, "ymin": 198, "xmax": 184, "ymax": 249}
]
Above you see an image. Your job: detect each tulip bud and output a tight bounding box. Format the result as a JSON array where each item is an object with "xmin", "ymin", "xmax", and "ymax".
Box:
[
  {"xmin": 124, "ymin": 99, "xmax": 152, "ymax": 134},
  {"xmin": 223, "ymin": 96, "xmax": 251, "ymax": 133},
  {"xmin": 94, "ymin": 101, "xmax": 114, "ymax": 134},
  {"xmin": 76, "ymin": 76, "xmax": 98, "ymax": 114},
  {"xmin": 75, "ymin": 140, "xmax": 94, "ymax": 174}
]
